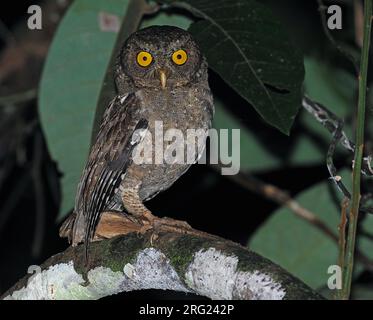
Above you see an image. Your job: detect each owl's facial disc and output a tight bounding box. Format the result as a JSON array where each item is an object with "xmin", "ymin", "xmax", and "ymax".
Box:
[{"xmin": 120, "ymin": 26, "xmax": 204, "ymax": 90}]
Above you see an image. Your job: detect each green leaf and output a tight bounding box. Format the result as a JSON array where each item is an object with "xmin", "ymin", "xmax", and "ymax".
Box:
[
  {"xmin": 249, "ymin": 169, "xmax": 355, "ymax": 290},
  {"xmin": 212, "ymin": 57, "xmax": 356, "ymax": 172},
  {"xmin": 163, "ymin": 0, "xmax": 305, "ymax": 134}
]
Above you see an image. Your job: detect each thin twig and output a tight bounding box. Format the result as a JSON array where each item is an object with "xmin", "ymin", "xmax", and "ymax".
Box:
[
  {"xmin": 230, "ymin": 172, "xmax": 338, "ymax": 241},
  {"xmin": 326, "ymin": 115, "xmax": 352, "ymax": 199},
  {"xmin": 302, "ymin": 96, "xmax": 373, "ymax": 215},
  {"xmin": 216, "ymin": 167, "xmax": 373, "ymax": 271},
  {"xmin": 342, "ymin": 0, "xmax": 372, "ymax": 300}
]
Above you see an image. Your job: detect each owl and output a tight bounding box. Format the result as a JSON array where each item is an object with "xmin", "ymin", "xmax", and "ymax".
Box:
[{"xmin": 60, "ymin": 26, "xmax": 214, "ymax": 253}]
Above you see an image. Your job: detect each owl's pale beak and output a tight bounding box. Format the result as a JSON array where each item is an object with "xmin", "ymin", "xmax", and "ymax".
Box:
[{"xmin": 158, "ymin": 69, "xmax": 167, "ymax": 89}]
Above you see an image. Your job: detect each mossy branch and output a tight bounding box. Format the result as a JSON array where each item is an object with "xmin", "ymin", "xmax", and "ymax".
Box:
[{"xmin": 2, "ymin": 225, "xmax": 323, "ymax": 300}]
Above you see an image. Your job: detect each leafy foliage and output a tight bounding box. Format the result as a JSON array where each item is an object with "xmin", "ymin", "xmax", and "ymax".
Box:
[
  {"xmin": 165, "ymin": 0, "xmax": 304, "ymax": 134},
  {"xmin": 213, "ymin": 57, "xmax": 356, "ymax": 172}
]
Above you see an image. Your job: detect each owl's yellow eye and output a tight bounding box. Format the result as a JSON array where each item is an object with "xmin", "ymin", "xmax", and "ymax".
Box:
[
  {"xmin": 137, "ymin": 51, "xmax": 153, "ymax": 67},
  {"xmin": 172, "ymin": 49, "xmax": 188, "ymax": 65}
]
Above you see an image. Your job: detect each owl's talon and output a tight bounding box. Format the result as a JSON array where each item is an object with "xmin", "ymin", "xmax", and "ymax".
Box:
[
  {"xmin": 154, "ymin": 217, "xmax": 192, "ymax": 229},
  {"xmin": 150, "ymin": 232, "xmax": 159, "ymax": 246},
  {"xmin": 147, "ymin": 216, "xmax": 193, "ymax": 238}
]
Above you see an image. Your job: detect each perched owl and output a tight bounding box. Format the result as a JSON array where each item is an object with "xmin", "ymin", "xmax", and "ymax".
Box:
[{"xmin": 60, "ymin": 26, "xmax": 214, "ymax": 253}]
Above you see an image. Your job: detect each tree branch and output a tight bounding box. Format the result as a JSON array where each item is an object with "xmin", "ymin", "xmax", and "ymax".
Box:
[{"xmin": 2, "ymin": 219, "xmax": 323, "ymax": 300}]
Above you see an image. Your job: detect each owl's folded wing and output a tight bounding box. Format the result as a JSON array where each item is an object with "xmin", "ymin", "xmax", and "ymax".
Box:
[{"xmin": 72, "ymin": 93, "xmax": 148, "ymax": 250}]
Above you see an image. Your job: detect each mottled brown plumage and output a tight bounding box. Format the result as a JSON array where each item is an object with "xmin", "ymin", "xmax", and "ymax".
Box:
[{"xmin": 60, "ymin": 26, "xmax": 214, "ymax": 252}]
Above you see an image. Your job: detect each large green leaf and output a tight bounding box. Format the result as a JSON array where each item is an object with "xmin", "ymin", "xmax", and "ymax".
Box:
[
  {"xmin": 212, "ymin": 57, "xmax": 356, "ymax": 172},
  {"xmin": 249, "ymin": 170, "xmax": 358, "ymax": 290},
  {"xmin": 163, "ymin": 0, "xmax": 305, "ymax": 134}
]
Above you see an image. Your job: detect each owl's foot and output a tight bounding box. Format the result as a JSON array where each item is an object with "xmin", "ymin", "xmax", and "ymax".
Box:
[
  {"xmin": 146, "ymin": 215, "xmax": 224, "ymax": 245},
  {"xmin": 120, "ymin": 187, "xmax": 192, "ymax": 233},
  {"xmin": 96, "ymin": 211, "xmax": 193, "ymax": 243},
  {"xmin": 138, "ymin": 210, "xmax": 157, "ymax": 225},
  {"xmin": 118, "ymin": 207, "xmax": 194, "ymax": 243},
  {"xmin": 153, "ymin": 216, "xmax": 191, "ymax": 230},
  {"xmin": 146, "ymin": 216, "xmax": 193, "ymax": 243}
]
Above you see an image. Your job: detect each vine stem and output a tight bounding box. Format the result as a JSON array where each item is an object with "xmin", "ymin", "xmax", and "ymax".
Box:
[{"xmin": 342, "ymin": 0, "xmax": 372, "ymax": 300}]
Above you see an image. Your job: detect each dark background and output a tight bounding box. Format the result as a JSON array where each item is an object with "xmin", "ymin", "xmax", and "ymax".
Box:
[{"xmin": 0, "ymin": 0, "xmax": 370, "ymax": 299}]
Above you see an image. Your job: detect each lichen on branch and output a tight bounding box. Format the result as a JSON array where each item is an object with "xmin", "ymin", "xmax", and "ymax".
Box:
[{"xmin": 2, "ymin": 229, "xmax": 323, "ymax": 300}]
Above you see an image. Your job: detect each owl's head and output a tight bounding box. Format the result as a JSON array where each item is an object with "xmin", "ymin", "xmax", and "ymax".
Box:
[{"xmin": 118, "ymin": 26, "xmax": 206, "ymax": 90}]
